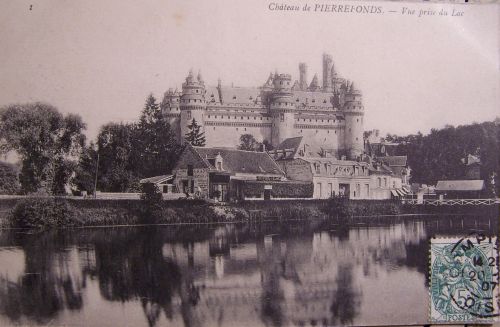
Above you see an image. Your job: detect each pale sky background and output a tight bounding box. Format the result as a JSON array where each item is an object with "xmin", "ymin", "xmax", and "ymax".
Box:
[{"xmin": 0, "ymin": 0, "xmax": 498, "ymax": 140}]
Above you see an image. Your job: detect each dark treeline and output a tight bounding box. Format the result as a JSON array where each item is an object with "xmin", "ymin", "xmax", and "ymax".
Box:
[
  {"xmin": 72, "ymin": 94, "xmax": 183, "ymax": 193},
  {"xmin": 387, "ymin": 120, "xmax": 499, "ymax": 194},
  {"xmin": 0, "ymin": 94, "xmax": 201, "ymax": 195}
]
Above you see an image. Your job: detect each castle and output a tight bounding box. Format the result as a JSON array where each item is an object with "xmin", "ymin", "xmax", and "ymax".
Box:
[{"xmin": 161, "ymin": 53, "xmax": 365, "ymax": 160}]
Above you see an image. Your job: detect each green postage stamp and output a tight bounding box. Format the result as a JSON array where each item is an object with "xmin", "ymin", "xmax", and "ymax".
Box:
[{"xmin": 430, "ymin": 234, "xmax": 499, "ymax": 323}]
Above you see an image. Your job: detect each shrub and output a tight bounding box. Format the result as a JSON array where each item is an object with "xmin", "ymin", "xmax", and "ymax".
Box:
[
  {"xmin": 9, "ymin": 197, "xmax": 77, "ymax": 228},
  {"xmin": 139, "ymin": 183, "xmax": 163, "ymax": 223}
]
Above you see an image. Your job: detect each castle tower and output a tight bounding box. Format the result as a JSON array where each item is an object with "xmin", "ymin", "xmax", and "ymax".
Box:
[
  {"xmin": 160, "ymin": 88, "xmax": 182, "ymax": 139},
  {"xmin": 270, "ymin": 73, "xmax": 295, "ymax": 147},
  {"xmin": 343, "ymin": 82, "xmax": 364, "ymax": 159},
  {"xmin": 322, "ymin": 53, "xmax": 333, "ymax": 92},
  {"xmin": 180, "ymin": 70, "xmax": 206, "ymax": 144},
  {"xmin": 299, "ymin": 63, "xmax": 308, "ymax": 91}
]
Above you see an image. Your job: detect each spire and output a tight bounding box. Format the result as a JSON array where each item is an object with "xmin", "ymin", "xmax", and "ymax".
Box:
[
  {"xmin": 197, "ymin": 70, "xmax": 204, "ymax": 84},
  {"xmin": 309, "ymin": 74, "xmax": 320, "ymax": 91},
  {"xmin": 186, "ymin": 69, "xmax": 194, "ymax": 83},
  {"xmin": 291, "ymin": 80, "xmax": 300, "ymax": 91}
]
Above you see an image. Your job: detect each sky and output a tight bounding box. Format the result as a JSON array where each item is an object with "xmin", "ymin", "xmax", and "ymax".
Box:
[{"xmin": 0, "ymin": 0, "xmax": 498, "ymax": 140}]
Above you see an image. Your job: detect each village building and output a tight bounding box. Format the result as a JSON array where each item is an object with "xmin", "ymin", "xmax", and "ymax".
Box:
[
  {"xmin": 268, "ymin": 136, "xmax": 403, "ymax": 200},
  {"xmin": 171, "ymin": 145, "xmax": 312, "ymax": 201},
  {"xmin": 162, "ymin": 53, "xmax": 365, "ymax": 161},
  {"xmin": 435, "ymin": 180, "xmax": 485, "ymax": 199}
]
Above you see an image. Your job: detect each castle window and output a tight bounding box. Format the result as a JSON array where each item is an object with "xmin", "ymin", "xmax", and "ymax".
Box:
[
  {"xmin": 208, "ymin": 115, "xmax": 211, "ymax": 118},
  {"xmin": 244, "ymin": 128, "xmax": 247, "ymax": 131},
  {"xmin": 280, "ymin": 113, "xmax": 284, "ymax": 122},
  {"xmin": 300, "ymin": 130, "xmax": 302, "ymax": 133},
  {"xmin": 356, "ymin": 137, "xmax": 358, "ymax": 141},
  {"xmin": 187, "ymin": 165, "xmax": 193, "ymax": 177},
  {"xmin": 334, "ymin": 120, "xmax": 336, "ymax": 123},
  {"xmin": 323, "ymin": 100, "xmax": 327, "ymax": 103},
  {"xmin": 335, "ymin": 131, "xmax": 337, "ymax": 134},
  {"xmin": 312, "ymin": 99, "xmax": 315, "ymax": 103},
  {"xmin": 357, "ymin": 119, "xmax": 359, "ymax": 122},
  {"xmin": 187, "ymin": 111, "xmax": 192, "ymax": 119},
  {"xmin": 215, "ymin": 115, "xmax": 217, "ymax": 118},
  {"xmin": 247, "ymin": 117, "xmax": 250, "ymax": 120},
  {"xmin": 236, "ymin": 128, "xmax": 238, "ymax": 131},
  {"xmin": 296, "ymin": 99, "xmax": 299, "ymax": 102},
  {"xmin": 254, "ymin": 117, "xmax": 256, "ymax": 120},
  {"xmin": 211, "ymin": 94, "xmax": 214, "ymax": 97},
  {"xmin": 213, "ymin": 127, "xmax": 216, "ymax": 130},
  {"xmin": 260, "ymin": 117, "xmax": 262, "ymax": 120},
  {"xmin": 233, "ymin": 96, "xmax": 236, "ymax": 99}
]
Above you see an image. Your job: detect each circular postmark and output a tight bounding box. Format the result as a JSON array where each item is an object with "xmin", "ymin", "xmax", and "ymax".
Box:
[{"xmin": 430, "ymin": 234, "xmax": 499, "ymax": 323}]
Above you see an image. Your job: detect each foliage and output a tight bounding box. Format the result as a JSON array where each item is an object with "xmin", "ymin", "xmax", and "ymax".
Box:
[
  {"xmin": 241, "ymin": 181, "xmax": 313, "ymax": 198},
  {"xmin": 0, "ymin": 161, "xmax": 19, "ymax": 194},
  {"xmin": 238, "ymin": 134, "xmax": 259, "ymax": 151},
  {"xmin": 139, "ymin": 183, "xmax": 163, "ymax": 222},
  {"xmin": 184, "ymin": 119, "xmax": 206, "ymax": 146},
  {"xmin": 9, "ymin": 197, "xmax": 77, "ymax": 228},
  {"xmin": 262, "ymin": 139, "xmax": 274, "ymax": 151},
  {"xmin": 392, "ymin": 121, "xmax": 499, "ymax": 193},
  {"xmin": 95, "ymin": 122, "xmax": 140, "ymax": 192},
  {"xmin": 135, "ymin": 94, "xmax": 181, "ymax": 177},
  {"xmin": 72, "ymin": 142, "xmax": 98, "ymax": 194},
  {"xmin": 0, "ymin": 103, "xmax": 86, "ymax": 194}
]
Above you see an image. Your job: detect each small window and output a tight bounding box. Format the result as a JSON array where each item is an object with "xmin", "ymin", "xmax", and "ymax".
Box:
[
  {"xmin": 187, "ymin": 165, "xmax": 193, "ymax": 177},
  {"xmin": 233, "ymin": 96, "xmax": 236, "ymax": 99}
]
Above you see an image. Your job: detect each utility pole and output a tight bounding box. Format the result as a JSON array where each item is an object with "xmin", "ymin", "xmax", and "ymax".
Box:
[{"xmin": 93, "ymin": 152, "xmax": 99, "ymax": 198}]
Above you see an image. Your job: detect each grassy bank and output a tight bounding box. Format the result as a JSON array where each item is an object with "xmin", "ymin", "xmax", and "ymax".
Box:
[{"xmin": 1, "ymin": 197, "xmax": 497, "ymax": 229}]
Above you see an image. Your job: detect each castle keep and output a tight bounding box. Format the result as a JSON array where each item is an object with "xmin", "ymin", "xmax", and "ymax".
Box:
[{"xmin": 161, "ymin": 53, "xmax": 365, "ymax": 160}]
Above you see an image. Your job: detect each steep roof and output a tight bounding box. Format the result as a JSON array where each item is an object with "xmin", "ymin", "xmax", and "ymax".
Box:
[
  {"xmin": 140, "ymin": 175, "xmax": 173, "ymax": 184},
  {"xmin": 193, "ymin": 147, "xmax": 284, "ymax": 175},
  {"xmin": 378, "ymin": 156, "xmax": 408, "ymax": 167},
  {"xmin": 435, "ymin": 180, "xmax": 485, "ymax": 192}
]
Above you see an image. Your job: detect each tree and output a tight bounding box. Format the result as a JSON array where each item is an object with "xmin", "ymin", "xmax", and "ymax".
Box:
[
  {"xmin": 95, "ymin": 122, "xmax": 139, "ymax": 192},
  {"xmin": 262, "ymin": 139, "xmax": 274, "ymax": 151},
  {"xmin": 238, "ymin": 134, "xmax": 258, "ymax": 151},
  {"xmin": 0, "ymin": 161, "xmax": 19, "ymax": 194},
  {"xmin": 72, "ymin": 142, "xmax": 98, "ymax": 194},
  {"xmin": 135, "ymin": 94, "xmax": 181, "ymax": 177},
  {"xmin": 184, "ymin": 119, "xmax": 206, "ymax": 146},
  {"xmin": 0, "ymin": 103, "xmax": 86, "ymax": 194}
]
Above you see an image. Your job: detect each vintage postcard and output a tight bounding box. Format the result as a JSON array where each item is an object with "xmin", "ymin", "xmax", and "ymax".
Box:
[{"xmin": 0, "ymin": 0, "xmax": 498, "ymax": 326}]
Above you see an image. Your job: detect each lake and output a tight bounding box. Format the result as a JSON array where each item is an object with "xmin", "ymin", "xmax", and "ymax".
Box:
[{"xmin": 0, "ymin": 215, "xmax": 496, "ymax": 327}]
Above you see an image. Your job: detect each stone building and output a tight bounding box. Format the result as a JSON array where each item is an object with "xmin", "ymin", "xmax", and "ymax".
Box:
[
  {"xmin": 172, "ymin": 145, "xmax": 312, "ymax": 201},
  {"xmin": 162, "ymin": 53, "xmax": 365, "ymax": 160},
  {"xmin": 268, "ymin": 136, "xmax": 404, "ymax": 200}
]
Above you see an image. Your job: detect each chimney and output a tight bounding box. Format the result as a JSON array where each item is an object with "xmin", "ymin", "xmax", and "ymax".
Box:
[
  {"xmin": 299, "ymin": 63, "xmax": 308, "ymax": 90},
  {"xmin": 322, "ymin": 53, "xmax": 333, "ymax": 92}
]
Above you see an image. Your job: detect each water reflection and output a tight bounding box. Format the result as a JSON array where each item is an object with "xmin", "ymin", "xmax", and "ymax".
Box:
[{"xmin": 0, "ymin": 215, "xmax": 496, "ymax": 327}]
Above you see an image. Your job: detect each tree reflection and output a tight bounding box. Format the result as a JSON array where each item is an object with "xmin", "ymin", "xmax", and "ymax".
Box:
[
  {"xmin": 0, "ymin": 231, "xmax": 83, "ymax": 324},
  {"xmin": 330, "ymin": 263, "xmax": 361, "ymax": 325},
  {"xmin": 84, "ymin": 228, "xmax": 183, "ymax": 327}
]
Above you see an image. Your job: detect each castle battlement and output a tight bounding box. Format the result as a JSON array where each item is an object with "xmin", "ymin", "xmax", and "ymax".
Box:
[{"xmin": 161, "ymin": 53, "xmax": 365, "ymax": 160}]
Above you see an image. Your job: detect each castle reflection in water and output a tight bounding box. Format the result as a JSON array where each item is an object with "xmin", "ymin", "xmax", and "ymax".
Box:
[{"xmin": 0, "ymin": 216, "xmax": 495, "ymax": 327}]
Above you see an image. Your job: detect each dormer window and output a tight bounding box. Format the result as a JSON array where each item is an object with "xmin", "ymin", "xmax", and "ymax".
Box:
[{"xmin": 215, "ymin": 153, "xmax": 223, "ymax": 171}]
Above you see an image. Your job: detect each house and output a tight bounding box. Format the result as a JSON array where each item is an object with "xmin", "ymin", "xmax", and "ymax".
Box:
[
  {"xmin": 269, "ymin": 137, "xmax": 402, "ymax": 199},
  {"xmin": 172, "ymin": 145, "xmax": 312, "ymax": 201},
  {"xmin": 139, "ymin": 175, "xmax": 175, "ymax": 193},
  {"xmin": 377, "ymin": 155, "xmax": 411, "ymax": 185},
  {"xmin": 435, "ymin": 180, "xmax": 485, "ymax": 199}
]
